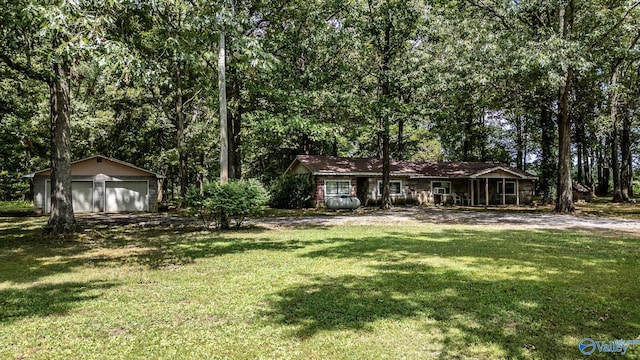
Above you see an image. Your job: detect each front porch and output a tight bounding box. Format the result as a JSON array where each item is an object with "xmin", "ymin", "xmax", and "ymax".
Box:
[{"xmin": 465, "ymin": 177, "xmax": 534, "ymax": 206}]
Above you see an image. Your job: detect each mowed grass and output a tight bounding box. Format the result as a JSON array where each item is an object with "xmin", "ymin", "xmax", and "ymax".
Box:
[{"xmin": 1, "ymin": 217, "xmax": 640, "ymax": 359}]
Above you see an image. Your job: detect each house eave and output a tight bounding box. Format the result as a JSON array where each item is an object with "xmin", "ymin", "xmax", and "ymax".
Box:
[{"xmin": 408, "ymin": 175, "xmax": 451, "ymax": 179}]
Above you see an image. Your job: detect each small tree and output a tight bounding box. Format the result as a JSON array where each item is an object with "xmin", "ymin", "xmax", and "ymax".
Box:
[{"xmin": 184, "ymin": 179, "xmax": 268, "ymax": 230}]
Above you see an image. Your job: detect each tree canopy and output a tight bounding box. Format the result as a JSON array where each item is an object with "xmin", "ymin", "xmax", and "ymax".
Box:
[{"xmin": 2, "ymin": 0, "xmax": 640, "ymax": 220}]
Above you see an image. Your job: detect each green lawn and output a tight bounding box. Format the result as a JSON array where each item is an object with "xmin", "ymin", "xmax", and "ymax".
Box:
[{"xmin": 1, "ymin": 217, "xmax": 639, "ymax": 359}]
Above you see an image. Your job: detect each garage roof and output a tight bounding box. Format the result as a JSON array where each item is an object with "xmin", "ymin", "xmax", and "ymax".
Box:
[{"xmin": 24, "ymin": 155, "xmax": 164, "ymax": 179}]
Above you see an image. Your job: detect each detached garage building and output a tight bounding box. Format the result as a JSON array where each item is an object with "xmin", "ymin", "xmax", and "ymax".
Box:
[{"xmin": 26, "ymin": 155, "xmax": 163, "ymax": 213}]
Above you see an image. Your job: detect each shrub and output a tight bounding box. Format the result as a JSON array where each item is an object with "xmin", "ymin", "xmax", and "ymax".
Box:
[
  {"xmin": 269, "ymin": 174, "xmax": 313, "ymax": 209},
  {"xmin": 184, "ymin": 179, "xmax": 268, "ymax": 230}
]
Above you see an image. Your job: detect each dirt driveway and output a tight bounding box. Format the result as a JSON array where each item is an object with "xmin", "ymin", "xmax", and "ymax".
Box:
[
  {"xmin": 76, "ymin": 207, "xmax": 640, "ymax": 233},
  {"xmin": 255, "ymin": 207, "xmax": 640, "ymax": 232}
]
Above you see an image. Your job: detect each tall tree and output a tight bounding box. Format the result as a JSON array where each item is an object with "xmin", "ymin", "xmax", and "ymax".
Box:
[
  {"xmin": 352, "ymin": 0, "xmax": 425, "ymax": 209},
  {"xmin": 0, "ymin": 1, "xmax": 118, "ymax": 231}
]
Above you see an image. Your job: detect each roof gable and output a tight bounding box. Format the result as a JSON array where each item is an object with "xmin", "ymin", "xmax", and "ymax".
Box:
[
  {"xmin": 469, "ymin": 166, "xmax": 535, "ymax": 179},
  {"xmin": 25, "ymin": 155, "xmax": 163, "ymax": 178}
]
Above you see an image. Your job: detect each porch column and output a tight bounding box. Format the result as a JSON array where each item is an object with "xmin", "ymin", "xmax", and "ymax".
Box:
[
  {"xmin": 470, "ymin": 179, "xmax": 475, "ymax": 206},
  {"xmin": 516, "ymin": 179, "xmax": 520, "ymax": 206},
  {"xmin": 502, "ymin": 178, "xmax": 506, "ymax": 206},
  {"xmin": 485, "ymin": 178, "xmax": 489, "ymax": 207}
]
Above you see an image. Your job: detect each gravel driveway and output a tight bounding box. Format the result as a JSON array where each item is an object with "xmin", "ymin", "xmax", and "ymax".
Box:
[
  {"xmin": 76, "ymin": 207, "xmax": 640, "ymax": 233},
  {"xmin": 254, "ymin": 207, "xmax": 640, "ymax": 232}
]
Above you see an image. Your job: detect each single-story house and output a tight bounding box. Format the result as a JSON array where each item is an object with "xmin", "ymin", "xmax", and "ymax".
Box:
[
  {"xmin": 284, "ymin": 155, "xmax": 537, "ymax": 207},
  {"xmin": 25, "ymin": 155, "xmax": 163, "ymax": 213}
]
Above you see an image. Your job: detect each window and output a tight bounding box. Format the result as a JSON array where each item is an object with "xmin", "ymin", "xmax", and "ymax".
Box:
[
  {"xmin": 377, "ymin": 180, "xmax": 403, "ymax": 196},
  {"xmin": 325, "ymin": 180, "xmax": 351, "ymax": 196},
  {"xmin": 431, "ymin": 181, "xmax": 451, "ymax": 195},
  {"xmin": 496, "ymin": 181, "xmax": 516, "ymax": 195}
]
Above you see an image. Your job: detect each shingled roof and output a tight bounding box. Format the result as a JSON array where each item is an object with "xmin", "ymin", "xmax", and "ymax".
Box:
[{"xmin": 287, "ymin": 155, "xmax": 536, "ymax": 179}]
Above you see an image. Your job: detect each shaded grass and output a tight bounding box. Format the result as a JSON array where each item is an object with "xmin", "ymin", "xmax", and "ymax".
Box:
[
  {"xmin": 0, "ymin": 200, "xmax": 33, "ymax": 217},
  {"xmin": 1, "ymin": 217, "xmax": 639, "ymax": 359},
  {"xmin": 576, "ymin": 198, "xmax": 640, "ymax": 219}
]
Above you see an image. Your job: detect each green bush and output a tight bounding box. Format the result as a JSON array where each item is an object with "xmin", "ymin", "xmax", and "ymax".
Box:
[
  {"xmin": 184, "ymin": 179, "xmax": 268, "ymax": 230},
  {"xmin": 269, "ymin": 174, "xmax": 313, "ymax": 208}
]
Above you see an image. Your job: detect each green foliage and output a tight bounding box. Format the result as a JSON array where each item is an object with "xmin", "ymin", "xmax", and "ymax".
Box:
[
  {"xmin": 268, "ymin": 174, "xmax": 314, "ymax": 209},
  {"xmin": 0, "ymin": 171, "xmax": 29, "ymax": 201},
  {"xmin": 184, "ymin": 179, "xmax": 268, "ymax": 230}
]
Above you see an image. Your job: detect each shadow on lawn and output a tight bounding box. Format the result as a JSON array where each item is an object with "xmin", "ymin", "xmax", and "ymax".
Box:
[
  {"xmin": 0, "ymin": 219, "xmax": 302, "ymax": 283},
  {"xmin": 0, "ymin": 218, "xmax": 100, "ymax": 284},
  {"xmin": 0, "ymin": 280, "xmax": 119, "ymax": 324},
  {"xmin": 83, "ymin": 225, "xmax": 306, "ymax": 270},
  {"xmin": 263, "ymin": 228, "xmax": 640, "ymax": 358}
]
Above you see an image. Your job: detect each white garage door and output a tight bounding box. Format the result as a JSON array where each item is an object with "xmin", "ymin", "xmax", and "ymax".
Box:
[
  {"xmin": 105, "ymin": 181, "xmax": 148, "ymax": 212},
  {"xmin": 72, "ymin": 181, "xmax": 94, "ymax": 212},
  {"xmin": 45, "ymin": 181, "xmax": 94, "ymax": 213}
]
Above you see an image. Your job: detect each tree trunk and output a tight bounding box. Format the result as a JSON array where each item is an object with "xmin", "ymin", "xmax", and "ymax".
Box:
[
  {"xmin": 540, "ymin": 103, "xmax": 556, "ymax": 204},
  {"xmin": 583, "ymin": 135, "xmax": 594, "ymax": 195},
  {"xmin": 555, "ymin": 69, "xmax": 575, "ymax": 213},
  {"xmin": 381, "ymin": 118, "xmax": 391, "ymax": 209},
  {"xmin": 523, "ymin": 119, "xmax": 528, "ymax": 171},
  {"xmin": 227, "ymin": 51, "xmax": 242, "ymax": 180},
  {"xmin": 175, "ymin": 64, "xmax": 188, "ymax": 198},
  {"xmin": 577, "ymin": 142, "xmax": 583, "ymax": 184},
  {"xmin": 555, "ymin": 2, "xmax": 574, "ymax": 213},
  {"xmin": 379, "ymin": 20, "xmax": 392, "ymax": 210},
  {"xmin": 596, "ymin": 145, "xmax": 606, "ymax": 195},
  {"xmin": 157, "ymin": 172, "xmax": 165, "ymax": 205},
  {"xmin": 218, "ymin": 30, "xmax": 229, "ymax": 184},
  {"xmin": 516, "ymin": 116, "xmax": 524, "ymax": 170},
  {"xmin": 462, "ymin": 109, "xmax": 473, "ymax": 162},
  {"xmin": 576, "ymin": 119, "xmax": 584, "ymax": 184},
  {"xmin": 611, "ymin": 128, "xmax": 622, "ymax": 202},
  {"xmin": 480, "ymin": 111, "xmax": 487, "ymax": 162},
  {"xmin": 197, "ymin": 152, "xmax": 205, "ymax": 194},
  {"xmin": 227, "ymin": 105, "xmax": 236, "ymax": 179},
  {"xmin": 397, "ymin": 116, "xmax": 405, "ymax": 161},
  {"xmin": 48, "ymin": 61, "xmax": 76, "ymax": 232},
  {"xmin": 628, "ymin": 151, "xmax": 634, "ymax": 197},
  {"xmin": 610, "ymin": 68, "xmax": 623, "ymax": 202},
  {"xmin": 231, "ymin": 83, "xmax": 242, "ymax": 180},
  {"xmin": 620, "ymin": 110, "xmax": 631, "ymax": 201},
  {"xmin": 600, "ymin": 139, "xmax": 611, "ymax": 196}
]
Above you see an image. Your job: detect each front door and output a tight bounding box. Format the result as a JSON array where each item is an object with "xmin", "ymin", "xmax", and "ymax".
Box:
[{"xmin": 356, "ymin": 177, "xmax": 369, "ymax": 206}]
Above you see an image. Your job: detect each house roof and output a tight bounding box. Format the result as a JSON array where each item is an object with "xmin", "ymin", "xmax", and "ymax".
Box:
[
  {"xmin": 286, "ymin": 155, "xmax": 418, "ymax": 176},
  {"xmin": 286, "ymin": 155, "xmax": 536, "ymax": 180},
  {"xmin": 24, "ymin": 155, "xmax": 164, "ymax": 179}
]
